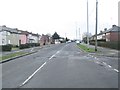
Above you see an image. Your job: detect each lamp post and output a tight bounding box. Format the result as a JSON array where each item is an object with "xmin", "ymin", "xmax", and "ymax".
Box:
[{"xmin": 95, "ymin": 0, "xmax": 98, "ymax": 51}]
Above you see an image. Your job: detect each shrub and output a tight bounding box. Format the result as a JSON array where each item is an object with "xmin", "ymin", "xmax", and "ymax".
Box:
[
  {"xmin": 19, "ymin": 44, "xmax": 30, "ymax": 49},
  {"xmin": 1, "ymin": 44, "xmax": 12, "ymax": 51},
  {"xmin": 19, "ymin": 43, "xmax": 40, "ymax": 49},
  {"xmin": 90, "ymin": 41, "xmax": 119, "ymax": 50}
]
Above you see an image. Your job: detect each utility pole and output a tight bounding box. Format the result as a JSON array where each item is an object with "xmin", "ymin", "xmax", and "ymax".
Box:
[
  {"xmin": 87, "ymin": 0, "xmax": 89, "ymax": 45},
  {"xmin": 76, "ymin": 22, "xmax": 77, "ymax": 40},
  {"xmin": 65, "ymin": 33, "xmax": 66, "ymax": 38},
  {"xmin": 95, "ymin": 0, "xmax": 98, "ymax": 51},
  {"xmin": 79, "ymin": 28, "xmax": 80, "ymax": 40}
]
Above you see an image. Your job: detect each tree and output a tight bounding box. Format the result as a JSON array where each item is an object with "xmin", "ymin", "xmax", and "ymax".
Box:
[
  {"xmin": 104, "ymin": 28, "xmax": 107, "ymax": 31},
  {"xmin": 52, "ymin": 32, "xmax": 60, "ymax": 39}
]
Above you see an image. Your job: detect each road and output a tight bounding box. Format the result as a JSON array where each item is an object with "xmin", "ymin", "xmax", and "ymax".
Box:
[{"xmin": 2, "ymin": 42, "xmax": 118, "ymax": 88}]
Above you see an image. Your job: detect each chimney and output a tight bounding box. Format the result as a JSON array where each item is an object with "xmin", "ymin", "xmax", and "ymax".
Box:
[{"xmin": 112, "ymin": 25, "xmax": 116, "ymax": 28}]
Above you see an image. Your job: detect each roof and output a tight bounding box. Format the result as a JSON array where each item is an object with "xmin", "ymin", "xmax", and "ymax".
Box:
[
  {"xmin": 104, "ymin": 25, "xmax": 120, "ymax": 33},
  {"xmin": 97, "ymin": 25, "xmax": 120, "ymax": 36},
  {"xmin": 0, "ymin": 25, "xmax": 18, "ymax": 33}
]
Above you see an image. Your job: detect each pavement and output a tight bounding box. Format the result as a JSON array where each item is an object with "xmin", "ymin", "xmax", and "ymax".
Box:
[
  {"xmin": 80, "ymin": 43, "xmax": 119, "ymax": 69},
  {"xmin": 2, "ymin": 42, "xmax": 118, "ymax": 88},
  {"xmin": 81, "ymin": 43, "xmax": 119, "ymax": 57}
]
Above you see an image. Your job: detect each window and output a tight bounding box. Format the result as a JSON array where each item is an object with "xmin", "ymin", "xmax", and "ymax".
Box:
[
  {"xmin": 8, "ymin": 40, "xmax": 11, "ymax": 44},
  {"xmin": 2, "ymin": 39, "xmax": 5, "ymax": 44},
  {"xmin": 7, "ymin": 32, "xmax": 11, "ymax": 35}
]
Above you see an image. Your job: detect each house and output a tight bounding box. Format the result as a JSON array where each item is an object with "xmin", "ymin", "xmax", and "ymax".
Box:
[
  {"xmin": 90, "ymin": 25, "xmax": 120, "ymax": 42},
  {"xmin": 40, "ymin": 34, "xmax": 51, "ymax": 45},
  {"xmin": 105, "ymin": 25, "xmax": 120, "ymax": 42},
  {"xmin": 19, "ymin": 30, "xmax": 29, "ymax": 45},
  {"xmin": 27, "ymin": 32, "xmax": 40, "ymax": 43},
  {"xmin": 0, "ymin": 25, "xmax": 20, "ymax": 46}
]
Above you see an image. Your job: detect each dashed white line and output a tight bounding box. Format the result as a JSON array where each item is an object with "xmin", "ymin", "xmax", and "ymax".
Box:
[
  {"xmin": 56, "ymin": 51, "xmax": 60, "ymax": 54},
  {"xmin": 49, "ymin": 50, "xmax": 61, "ymax": 60},
  {"xmin": 95, "ymin": 61, "xmax": 100, "ymax": 64},
  {"xmin": 107, "ymin": 65, "xmax": 112, "ymax": 68},
  {"xmin": 87, "ymin": 54, "xmax": 119, "ymax": 73},
  {"xmin": 102, "ymin": 62, "xmax": 107, "ymax": 65},
  {"xmin": 113, "ymin": 69, "xmax": 119, "ymax": 73},
  {"xmin": 49, "ymin": 54, "xmax": 56, "ymax": 60},
  {"xmin": 20, "ymin": 62, "xmax": 46, "ymax": 87}
]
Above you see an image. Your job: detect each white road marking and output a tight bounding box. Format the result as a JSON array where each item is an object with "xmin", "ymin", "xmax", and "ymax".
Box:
[
  {"xmin": 102, "ymin": 62, "xmax": 107, "ymax": 65},
  {"xmin": 49, "ymin": 54, "xmax": 56, "ymax": 60},
  {"xmin": 87, "ymin": 54, "xmax": 118, "ymax": 73},
  {"xmin": 49, "ymin": 50, "xmax": 61, "ymax": 60},
  {"xmin": 20, "ymin": 62, "xmax": 46, "ymax": 87},
  {"xmin": 113, "ymin": 69, "xmax": 119, "ymax": 73},
  {"xmin": 95, "ymin": 61, "xmax": 100, "ymax": 64},
  {"xmin": 56, "ymin": 51, "xmax": 60, "ymax": 54},
  {"xmin": 108, "ymin": 65, "xmax": 112, "ymax": 68}
]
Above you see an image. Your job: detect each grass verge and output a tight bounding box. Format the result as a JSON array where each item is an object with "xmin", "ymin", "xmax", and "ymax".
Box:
[
  {"xmin": 77, "ymin": 44, "xmax": 95, "ymax": 53},
  {"xmin": 12, "ymin": 47, "xmax": 19, "ymax": 51},
  {"xmin": 0, "ymin": 52, "xmax": 26, "ymax": 61}
]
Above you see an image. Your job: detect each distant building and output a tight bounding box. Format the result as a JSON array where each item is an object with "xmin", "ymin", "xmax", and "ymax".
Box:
[
  {"xmin": 40, "ymin": 34, "xmax": 50, "ymax": 45},
  {"xmin": 90, "ymin": 25, "xmax": 120, "ymax": 42}
]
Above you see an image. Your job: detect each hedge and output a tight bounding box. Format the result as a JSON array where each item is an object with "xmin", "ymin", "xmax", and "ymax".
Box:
[
  {"xmin": 90, "ymin": 41, "xmax": 119, "ymax": 50},
  {"xmin": 0, "ymin": 44, "xmax": 12, "ymax": 51},
  {"xmin": 19, "ymin": 43, "xmax": 40, "ymax": 49}
]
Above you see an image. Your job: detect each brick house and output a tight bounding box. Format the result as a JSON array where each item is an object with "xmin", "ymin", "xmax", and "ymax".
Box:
[
  {"xmin": 90, "ymin": 25, "xmax": 120, "ymax": 42},
  {"xmin": 105, "ymin": 25, "xmax": 120, "ymax": 42},
  {"xmin": 40, "ymin": 34, "xmax": 52, "ymax": 45}
]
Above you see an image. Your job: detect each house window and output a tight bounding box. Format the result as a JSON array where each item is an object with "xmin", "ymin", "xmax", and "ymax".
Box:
[
  {"xmin": 7, "ymin": 32, "xmax": 11, "ymax": 35},
  {"xmin": 2, "ymin": 39, "xmax": 5, "ymax": 44},
  {"xmin": 8, "ymin": 40, "xmax": 11, "ymax": 44}
]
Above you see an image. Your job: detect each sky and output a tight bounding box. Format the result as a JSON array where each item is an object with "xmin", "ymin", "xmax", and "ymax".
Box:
[{"xmin": 0, "ymin": 0, "xmax": 119, "ymax": 39}]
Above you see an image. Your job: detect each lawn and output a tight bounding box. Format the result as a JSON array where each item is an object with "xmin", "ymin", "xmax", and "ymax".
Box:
[
  {"xmin": 78, "ymin": 44, "xmax": 95, "ymax": 53},
  {"xmin": 0, "ymin": 52, "xmax": 26, "ymax": 61}
]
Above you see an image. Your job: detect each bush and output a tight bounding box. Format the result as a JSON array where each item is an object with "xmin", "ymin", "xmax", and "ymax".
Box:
[
  {"xmin": 90, "ymin": 41, "xmax": 119, "ymax": 50},
  {"xmin": 1, "ymin": 44, "xmax": 12, "ymax": 51},
  {"xmin": 19, "ymin": 44, "xmax": 30, "ymax": 49},
  {"xmin": 19, "ymin": 43, "xmax": 40, "ymax": 49}
]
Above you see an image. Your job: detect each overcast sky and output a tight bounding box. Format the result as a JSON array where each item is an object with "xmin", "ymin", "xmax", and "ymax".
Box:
[{"xmin": 0, "ymin": 0, "xmax": 119, "ymax": 39}]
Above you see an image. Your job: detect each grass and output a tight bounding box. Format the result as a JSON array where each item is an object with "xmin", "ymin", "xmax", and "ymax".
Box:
[
  {"xmin": 78, "ymin": 44, "xmax": 95, "ymax": 53},
  {"xmin": 0, "ymin": 52, "xmax": 26, "ymax": 61},
  {"xmin": 12, "ymin": 47, "xmax": 19, "ymax": 51}
]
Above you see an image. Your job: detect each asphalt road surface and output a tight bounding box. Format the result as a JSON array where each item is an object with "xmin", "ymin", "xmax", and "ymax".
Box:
[{"xmin": 2, "ymin": 43, "xmax": 118, "ymax": 88}]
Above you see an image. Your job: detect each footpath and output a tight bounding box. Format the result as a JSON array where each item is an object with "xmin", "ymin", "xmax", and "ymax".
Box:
[
  {"xmin": 80, "ymin": 43, "xmax": 119, "ymax": 70},
  {"xmin": 81, "ymin": 43, "xmax": 119, "ymax": 58}
]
